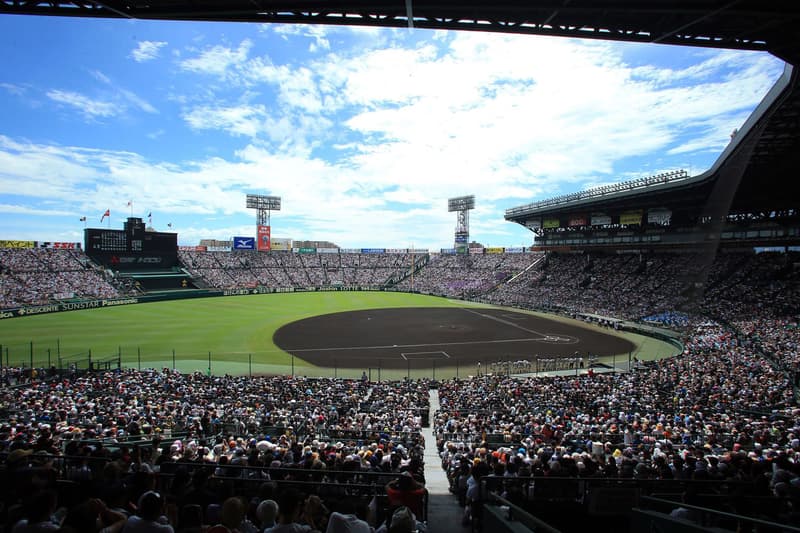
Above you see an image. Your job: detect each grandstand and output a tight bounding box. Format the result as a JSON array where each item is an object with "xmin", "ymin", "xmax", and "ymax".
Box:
[{"xmin": 2, "ymin": 3, "xmax": 800, "ymax": 533}]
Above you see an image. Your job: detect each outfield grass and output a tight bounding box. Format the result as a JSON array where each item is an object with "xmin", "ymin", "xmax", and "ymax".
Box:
[{"xmin": 0, "ymin": 292, "xmax": 678, "ymax": 378}]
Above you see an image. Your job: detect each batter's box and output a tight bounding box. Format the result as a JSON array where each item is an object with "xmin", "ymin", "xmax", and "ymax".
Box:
[{"xmin": 401, "ymin": 351, "xmax": 451, "ymax": 361}]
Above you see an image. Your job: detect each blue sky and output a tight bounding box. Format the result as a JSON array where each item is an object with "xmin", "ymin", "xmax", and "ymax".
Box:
[{"xmin": 0, "ymin": 15, "xmax": 785, "ymax": 249}]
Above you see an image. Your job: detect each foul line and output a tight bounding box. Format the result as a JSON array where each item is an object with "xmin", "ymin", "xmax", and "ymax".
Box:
[
  {"xmin": 461, "ymin": 308, "xmax": 550, "ymax": 336},
  {"xmin": 461, "ymin": 308, "xmax": 579, "ymax": 344}
]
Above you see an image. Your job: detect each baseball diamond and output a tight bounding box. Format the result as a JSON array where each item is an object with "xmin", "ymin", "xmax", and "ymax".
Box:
[{"xmin": 273, "ymin": 307, "xmax": 635, "ymax": 369}]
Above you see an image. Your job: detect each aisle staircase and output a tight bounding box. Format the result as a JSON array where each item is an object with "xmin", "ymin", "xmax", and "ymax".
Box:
[{"xmin": 421, "ymin": 389, "xmax": 472, "ymax": 533}]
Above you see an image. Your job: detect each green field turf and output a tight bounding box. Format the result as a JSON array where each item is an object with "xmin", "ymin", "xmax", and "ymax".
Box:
[{"xmin": 0, "ymin": 292, "xmax": 678, "ymax": 379}]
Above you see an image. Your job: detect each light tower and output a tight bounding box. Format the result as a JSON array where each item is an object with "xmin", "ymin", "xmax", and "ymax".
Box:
[
  {"xmin": 448, "ymin": 195, "xmax": 475, "ymax": 254},
  {"xmin": 246, "ymin": 194, "xmax": 281, "ymax": 251}
]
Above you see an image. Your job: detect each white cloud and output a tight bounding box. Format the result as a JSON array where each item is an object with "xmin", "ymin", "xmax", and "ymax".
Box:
[
  {"xmin": 46, "ymin": 90, "xmax": 118, "ymax": 119},
  {"xmin": 183, "ymin": 104, "xmax": 267, "ymax": 137},
  {"xmin": 180, "ymin": 39, "xmax": 253, "ymax": 79},
  {"xmin": 120, "ymin": 88, "xmax": 158, "ymax": 114},
  {"xmin": 272, "ymin": 24, "xmax": 331, "ymax": 52},
  {"xmin": 132, "ymin": 40, "xmax": 168, "ymax": 62},
  {"xmin": 0, "ymin": 82, "xmax": 25, "ymax": 96}
]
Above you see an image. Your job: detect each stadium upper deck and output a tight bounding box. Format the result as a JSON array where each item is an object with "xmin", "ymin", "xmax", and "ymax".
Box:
[{"xmin": 504, "ymin": 62, "xmax": 800, "ymax": 250}]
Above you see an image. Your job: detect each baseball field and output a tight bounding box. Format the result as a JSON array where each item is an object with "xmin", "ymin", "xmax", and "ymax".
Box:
[{"xmin": 0, "ymin": 291, "xmax": 678, "ymax": 379}]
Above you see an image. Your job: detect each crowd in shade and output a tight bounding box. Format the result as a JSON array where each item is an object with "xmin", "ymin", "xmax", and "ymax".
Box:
[{"xmin": 0, "ymin": 374, "xmax": 430, "ymax": 532}]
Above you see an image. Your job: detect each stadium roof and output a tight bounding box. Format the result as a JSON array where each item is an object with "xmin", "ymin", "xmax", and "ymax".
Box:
[{"xmin": 3, "ymin": 1, "xmax": 800, "ymax": 64}]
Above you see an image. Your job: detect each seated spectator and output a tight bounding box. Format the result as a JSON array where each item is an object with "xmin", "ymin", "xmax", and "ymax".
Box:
[
  {"xmin": 122, "ymin": 492, "xmax": 174, "ymax": 533},
  {"xmin": 10, "ymin": 490, "xmax": 60, "ymax": 532},
  {"xmin": 265, "ymin": 488, "xmax": 318, "ymax": 533},
  {"xmin": 385, "ymin": 472, "xmax": 426, "ymax": 522},
  {"xmin": 256, "ymin": 500, "xmax": 278, "ymax": 532},
  {"xmin": 375, "ymin": 506, "xmax": 425, "ymax": 533}
]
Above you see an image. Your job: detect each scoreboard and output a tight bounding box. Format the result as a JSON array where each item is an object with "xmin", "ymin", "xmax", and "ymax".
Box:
[{"xmin": 85, "ymin": 217, "xmax": 177, "ymax": 270}]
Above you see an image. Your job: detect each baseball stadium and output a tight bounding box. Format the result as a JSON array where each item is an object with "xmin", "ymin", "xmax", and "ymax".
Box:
[{"xmin": 1, "ymin": 2, "xmax": 799, "ymax": 533}]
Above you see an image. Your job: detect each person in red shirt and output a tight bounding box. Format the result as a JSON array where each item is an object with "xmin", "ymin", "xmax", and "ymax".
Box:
[{"xmin": 385, "ymin": 472, "xmax": 426, "ymax": 521}]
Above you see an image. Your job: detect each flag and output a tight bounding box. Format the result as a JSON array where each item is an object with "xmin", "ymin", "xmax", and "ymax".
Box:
[
  {"xmin": 127, "ymin": 201, "xmax": 132, "ymax": 207},
  {"xmin": 79, "ymin": 216, "xmax": 86, "ymax": 222},
  {"xmin": 101, "ymin": 209, "xmax": 110, "ymax": 222},
  {"xmin": 167, "ymin": 222, "xmax": 172, "ymax": 228},
  {"xmin": 147, "ymin": 212, "xmax": 152, "ymax": 218}
]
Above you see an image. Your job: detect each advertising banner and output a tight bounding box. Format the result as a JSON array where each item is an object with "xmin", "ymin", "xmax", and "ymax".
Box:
[
  {"xmin": 178, "ymin": 246, "xmax": 207, "ymax": 252},
  {"xmin": 385, "ymin": 248, "xmax": 408, "ymax": 254},
  {"xmin": 257, "ymin": 225, "xmax": 271, "ymax": 251},
  {"xmin": 505, "ymin": 247, "xmax": 524, "ymax": 253},
  {"xmin": 454, "ymin": 234, "xmax": 468, "ymax": 244},
  {"xmin": 317, "ymin": 248, "xmax": 338, "ymax": 254},
  {"xmin": 485, "ymin": 247, "xmax": 504, "ymax": 254},
  {"xmin": 440, "ymin": 248, "xmax": 457, "ymax": 254},
  {"xmin": 591, "ymin": 213, "xmax": 612, "ymax": 226},
  {"xmin": 340, "ymin": 248, "xmax": 360, "ymax": 254},
  {"xmin": 543, "ymin": 218, "xmax": 560, "ymax": 229},
  {"xmin": 524, "ymin": 219, "xmax": 542, "ymax": 230},
  {"xmin": 0, "ymin": 240, "xmax": 35, "ymax": 249},
  {"xmin": 361, "ymin": 248, "xmax": 385, "ymax": 254},
  {"xmin": 271, "ymin": 238, "xmax": 292, "ymax": 251},
  {"xmin": 568, "ymin": 215, "xmax": 588, "ymax": 227},
  {"xmin": 233, "ymin": 236, "xmax": 255, "ymax": 250},
  {"xmin": 297, "ymin": 247, "xmax": 316, "ymax": 254},
  {"xmin": 39, "ymin": 242, "xmax": 80, "ymax": 249},
  {"xmin": 206, "ymin": 246, "xmax": 230, "ymax": 252},
  {"xmin": 647, "ymin": 208, "xmax": 672, "ymax": 225},
  {"xmin": 469, "ymin": 247, "xmax": 484, "ymax": 254},
  {"xmin": 409, "ymin": 249, "xmax": 429, "ymax": 255},
  {"xmin": 620, "ymin": 210, "xmax": 643, "ymax": 225}
]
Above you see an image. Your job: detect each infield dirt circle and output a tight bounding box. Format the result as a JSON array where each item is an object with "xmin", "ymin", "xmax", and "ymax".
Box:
[{"xmin": 273, "ymin": 307, "xmax": 635, "ymax": 369}]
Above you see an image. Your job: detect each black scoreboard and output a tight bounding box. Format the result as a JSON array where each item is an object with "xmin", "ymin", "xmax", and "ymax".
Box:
[{"xmin": 85, "ymin": 217, "xmax": 177, "ymax": 270}]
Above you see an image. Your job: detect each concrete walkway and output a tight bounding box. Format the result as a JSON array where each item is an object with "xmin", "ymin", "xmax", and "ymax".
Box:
[{"xmin": 422, "ymin": 389, "xmax": 472, "ymax": 533}]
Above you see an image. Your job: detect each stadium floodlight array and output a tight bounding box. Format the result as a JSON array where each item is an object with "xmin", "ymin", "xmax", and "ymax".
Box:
[
  {"xmin": 246, "ymin": 194, "xmax": 281, "ymax": 211},
  {"xmin": 448, "ymin": 195, "xmax": 475, "ymax": 252},
  {"xmin": 448, "ymin": 195, "xmax": 476, "ymax": 212},
  {"xmin": 246, "ymin": 194, "xmax": 281, "ymax": 226},
  {"xmin": 506, "ymin": 170, "xmax": 689, "ymax": 217}
]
